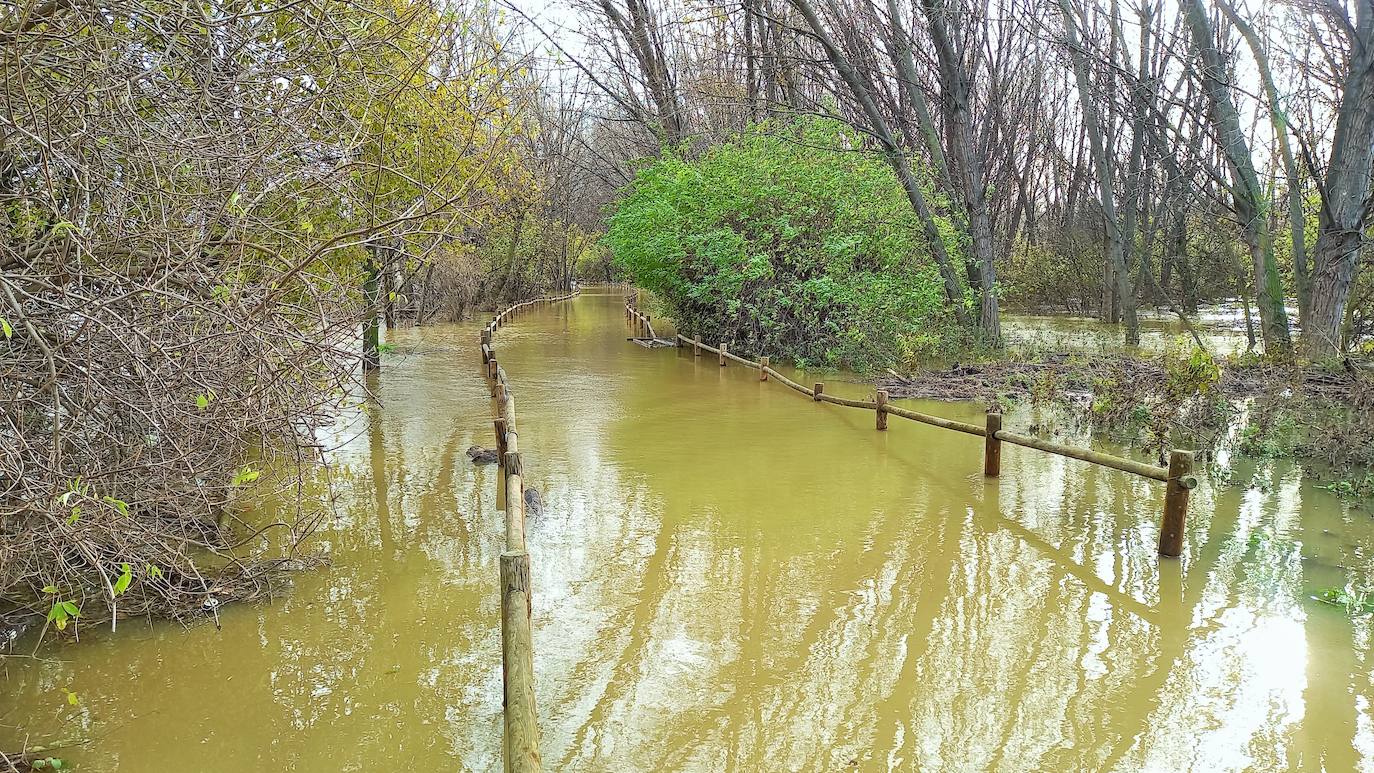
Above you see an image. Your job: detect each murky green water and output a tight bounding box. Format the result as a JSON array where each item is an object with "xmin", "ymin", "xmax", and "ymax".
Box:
[{"xmin": 4, "ymin": 289, "xmax": 1372, "ymax": 771}]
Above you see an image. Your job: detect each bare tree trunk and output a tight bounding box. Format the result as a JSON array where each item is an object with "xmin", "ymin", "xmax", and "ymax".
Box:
[
  {"xmin": 1305, "ymin": 3, "xmax": 1374, "ymax": 356},
  {"xmin": 597, "ymin": 0, "xmax": 686, "ymax": 143},
  {"xmin": 918, "ymin": 0, "xmax": 1001, "ymax": 344},
  {"xmin": 363, "ymin": 244, "xmax": 381, "ymax": 371},
  {"xmin": 1183, "ymin": 0, "xmax": 1292, "ymax": 356},
  {"xmin": 788, "ymin": 0, "xmax": 970, "ymax": 326},
  {"xmin": 1215, "ymin": 0, "xmax": 1309, "ymax": 325},
  {"xmin": 1057, "ymin": 0, "xmax": 1138, "ymax": 345}
]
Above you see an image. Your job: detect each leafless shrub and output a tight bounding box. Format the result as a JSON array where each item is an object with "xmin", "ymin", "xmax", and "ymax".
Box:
[{"xmin": 0, "ymin": 0, "xmax": 519, "ymax": 636}]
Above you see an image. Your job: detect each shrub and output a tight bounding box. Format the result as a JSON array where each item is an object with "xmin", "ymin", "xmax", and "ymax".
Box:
[{"xmin": 605, "ymin": 118, "xmax": 959, "ymax": 371}]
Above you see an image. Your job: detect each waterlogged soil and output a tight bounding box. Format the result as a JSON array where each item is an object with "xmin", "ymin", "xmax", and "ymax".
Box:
[{"xmin": 4, "ymin": 289, "xmax": 1374, "ymax": 771}]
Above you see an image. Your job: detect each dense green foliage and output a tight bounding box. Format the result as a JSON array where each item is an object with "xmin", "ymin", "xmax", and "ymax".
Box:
[{"xmin": 606, "ymin": 119, "xmax": 961, "ymax": 370}]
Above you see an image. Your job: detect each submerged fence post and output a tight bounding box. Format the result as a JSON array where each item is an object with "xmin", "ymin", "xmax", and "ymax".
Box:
[
  {"xmin": 719, "ymin": 343, "xmax": 727, "ymax": 367},
  {"xmin": 876, "ymin": 390, "xmax": 888, "ymax": 430},
  {"xmin": 760, "ymin": 356, "xmax": 769, "ymax": 381},
  {"xmin": 1158, "ymin": 449, "xmax": 1196, "ymax": 557},
  {"xmin": 813, "ymin": 382, "xmax": 824, "ymax": 401},
  {"xmin": 984, "ymin": 410, "xmax": 1003, "ymax": 477},
  {"xmin": 500, "ymin": 551, "xmax": 542, "ymax": 773}
]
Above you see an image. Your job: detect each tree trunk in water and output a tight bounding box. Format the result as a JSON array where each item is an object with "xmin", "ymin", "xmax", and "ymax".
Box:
[
  {"xmin": 362, "ymin": 251, "xmax": 381, "ymax": 371},
  {"xmin": 381, "ymin": 243, "xmax": 397, "ymax": 329},
  {"xmin": 1183, "ymin": 0, "xmax": 1291, "ymax": 356},
  {"xmin": 1305, "ymin": 4, "xmax": 1374, "ymax": 356},
  {"xmin": 1057, "ymin": 0, "xmax": 1137, "ymax": 345},
  {"xmin": 1215, "ymin": 0, "xmax": 1309, "ymax": 325},
  {"xmin": 918, "ymin": 0, "xmax": 1000, "ymax": 345}
]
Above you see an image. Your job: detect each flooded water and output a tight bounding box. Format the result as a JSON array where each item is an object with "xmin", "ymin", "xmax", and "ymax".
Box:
[
  {"xmin": 4, "ymin": 288, "xmax": 1373, "ymax": 771},
  {"xmin": 1004, "ymin": 303, "xmax": 1256, "ymax": 358}
]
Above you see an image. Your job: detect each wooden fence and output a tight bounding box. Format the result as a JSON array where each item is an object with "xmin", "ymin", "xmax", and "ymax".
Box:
[
  {"xmin": 479, "ymin": 289, "xmax": 578, "ymax": 773},
  {"xmin": 624, "ymin": 294, "xmax": 1198, "ymax": 558}
]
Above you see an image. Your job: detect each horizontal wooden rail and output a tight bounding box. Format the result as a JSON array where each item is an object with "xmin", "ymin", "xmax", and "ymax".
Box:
[
  {"xmin": 629, "ymin": 294, "xmax": 1195, "ymax": 559},
  {"xmin": 479, "ymin": 289, "xmax": 579, "ymax": 773},
  {"xmin": 884, "ymin": 403, "xmax": 986, "ymax": 437},
  {"xmin": 994, "ymin": 430, "xmax": 1168, "ymax": 481}
]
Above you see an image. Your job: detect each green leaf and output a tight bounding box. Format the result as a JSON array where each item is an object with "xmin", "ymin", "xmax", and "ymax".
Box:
[
  {"xmin": 0, "ymin": 318, "xmax": 11, "ymax": 339},
  {"xmin": 66, "ymin": 690, "xmax": 79, "ymax": 706},
  {"xmin": 113, "ymin": 562, "xmax": 132, "ymax": 596},
  {"xmin": 195, "ymin": 393, "xmax": 210, "ymax": 410},
  {"xmin": 46, "ymin": 600, "xmax": 73, "ymax": 630},
  {"xmin": 145, "ymin": 564, "xmax": 164, "ymax": 579},
  {"xmin": 42, "ymin": 585, "xmax": 58, "ymax": 594},
  {"xmin": 103, "ymin": 496, "xmax": 129, "ymax": 516}
]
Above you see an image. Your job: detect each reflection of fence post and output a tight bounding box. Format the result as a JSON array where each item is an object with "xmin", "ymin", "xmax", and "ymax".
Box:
[
  {"xmin": 760, "ymin": 356, "xmax": 769, "ymax": 381},
  {"xmin": 984, "ymin": 410, "xmax": 1002, "ymax": 477},
  {"xmin": 876, "ymin": 390, "xmax": 888, "ymax": 430},
  {"xmin": 719, "ymin": 343, "xmax": 727, "ymax": 367},
  {"xmin": 1158, "ymin": 450, "xmax": 1195, "ymax": 557},
  {"xmin": 813, "ymin": 382, "xmax": 824, "ymax": 401},
  {"xmin": 500, "ymin": 551, "xmax": 541, "ymax": 773}
]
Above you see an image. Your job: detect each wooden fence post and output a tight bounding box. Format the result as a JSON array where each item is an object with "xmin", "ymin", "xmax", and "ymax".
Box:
[
  {"xmin": 719, "ymin": 343, "xmax": 727, "ymax": 367},
  {"xmin": 760, "ymin": 356, "xmax": 769, "ymax": 380},
  {"xmin": 876, "ymin": 390, "xmax": 888, "ymax": 430},
  {"xmin": 488, "ymin": 359, "xmax": 499, "ymax": 388},
  {"xmin": 504, "ymin": 451, "xmax": 525, "ymax": 551},
  {"xmin": 984, "ymin": 410, "xmax": 1003, "ymax": 477},
  {"xmin": 494, "ymin": 417, "xmax": 508, "ymax": 465},
  {"xmin": 500, "ymin": 551, "xmax": 542, "ymax": 773},
  {"xmin": 694, "ymin": 336, "xmax": 701, "ymax": 357},
  {"xmin": 1158, "ymin": 450, "xmax": 1195, "ymax": 557},
  {"xmin": 813, "ymin": 382, "xmax": 824, "ymax": 401}
]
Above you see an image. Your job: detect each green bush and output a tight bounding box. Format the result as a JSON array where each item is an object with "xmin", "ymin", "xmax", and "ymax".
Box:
[{"xmin": 605, "ymin": 118, "xmax": 959, "ymax": 371}]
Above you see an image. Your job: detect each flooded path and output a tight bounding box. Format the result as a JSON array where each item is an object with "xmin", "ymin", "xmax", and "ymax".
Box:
[{"xmin": 4, "ymin": 288, "xmax": 1373, "ymax": 771}]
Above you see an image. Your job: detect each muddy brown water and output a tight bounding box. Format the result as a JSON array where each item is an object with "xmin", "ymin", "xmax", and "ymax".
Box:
[{"xmin": 3, "ymin": 289, "xmax": 1372, "ymax": 771}]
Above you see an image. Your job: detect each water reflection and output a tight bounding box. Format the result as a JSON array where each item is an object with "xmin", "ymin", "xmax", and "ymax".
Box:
[{"xmin": 2, "ymin": 290, "xmax": 1371, "ymax": 772}]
